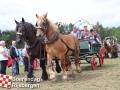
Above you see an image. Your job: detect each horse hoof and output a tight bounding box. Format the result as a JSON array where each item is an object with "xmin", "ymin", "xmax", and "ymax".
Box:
[
  {"xmin": 62, "ymin": 75, "xmax": 67, "ymax": 80},
  {"xmin": 49, "ymin": 73, "xmax": 55, "ymax": 80},
  {"xmin": 56, "ymin": 68, "xmax": 61, "ymax": 73},
  {"xmin": 51, "ymin": 77, "xmax": 57, "ymax": 83},
  {"xmin": 77, "ymin": 68, "xmax": 82, "ymax": 73}
]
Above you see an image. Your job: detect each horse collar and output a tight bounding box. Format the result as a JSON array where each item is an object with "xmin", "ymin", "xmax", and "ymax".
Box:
[{"xmin": 45, "ymin": 30, "xmax": 59, "ymax": 44}]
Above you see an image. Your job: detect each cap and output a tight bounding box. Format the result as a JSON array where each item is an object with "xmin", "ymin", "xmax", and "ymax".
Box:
[
  {"xmin": 73, "ymin": 26, "xmax": 77, "ymax": 29},
  {"xmin": 0, "ymin": 40, "xmax": 5, "ymax": 45}
]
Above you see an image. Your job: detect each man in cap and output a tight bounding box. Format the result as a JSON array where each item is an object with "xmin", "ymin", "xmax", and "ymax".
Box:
[{"xmin": 70, "ymin": 26, "xmax": 80, "ymax": 39}]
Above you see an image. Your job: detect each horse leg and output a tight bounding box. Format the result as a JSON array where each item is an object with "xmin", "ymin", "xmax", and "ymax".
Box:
[
  {"xmin": 65, "ymin": 56, "xmax": 73, "ymax": 75},
  {"xmin": 104, "ymin": 52, "xmax": 107, "ymax": 58},
  {"xmin": 74, "ymin": 52, "xmax": 81, "ymax": 73},
  {"xmin": 111, "ymin": 52, "xmax": 113, "ymax": 59},
  {"xmin": 60, "ymin": 54, "xmax": 67, "ymax": 80},
  {"xmin": 47, "ymin": 54, "xmax": 55, "ymax": 80},
  {"xmin": 54, "ymin": 59, "xmax": 61, "ymax": 73},
  {"xmin": 107, "ymin": 52, "xmax": 109, "ymax": 58},
  {"xmin": 116, "ymin": 52, "xmax": 118, "ymax": 58},
  {"xmin": 40, "ymin": 60, "xmax": 48, "ymax": 81},
  {"xmin": 27, "ymin": 58, "xmax": 34, "ymax": 82}
]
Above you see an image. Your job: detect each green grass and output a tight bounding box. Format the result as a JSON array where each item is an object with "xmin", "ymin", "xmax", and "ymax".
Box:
[{"xmin": 1, "ymin": 54, "xmax": 120, "ymax": 90}]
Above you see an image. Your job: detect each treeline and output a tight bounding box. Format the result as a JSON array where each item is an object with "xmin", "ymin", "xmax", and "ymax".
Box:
[
  {"xmin": 0, "ymin": 30, "xmax": 24, "ymax": 48},
  {"xmin": 0, "ymin": 22, "xmax": 120, "ymax": 48}
]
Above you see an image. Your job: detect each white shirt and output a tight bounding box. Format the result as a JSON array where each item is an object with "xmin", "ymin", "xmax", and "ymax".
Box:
[{"xmin": 0, "ymin": 46, "xmax": 8, "ymax": 61}]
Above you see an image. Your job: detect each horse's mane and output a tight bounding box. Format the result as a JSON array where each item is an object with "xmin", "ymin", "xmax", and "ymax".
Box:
[{"xmin": 47, "ymin": 18, "xmax": 58, "ymax": 32}]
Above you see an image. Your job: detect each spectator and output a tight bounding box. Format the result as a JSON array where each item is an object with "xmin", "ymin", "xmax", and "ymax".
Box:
[
  {"xmin": 89, "ymin": 29, "xmax": 97, "ymax": 44},
  {"xmin": 80, "ymin": 26, "xmax": 90, "ymax": 40},
  {"xmin": 70, "ymin": 26, "xmax": 80, "ymax": 39},
  {"xmin": 22, "ymin": 44, "xmax": 29, "ymax": 72},
  {"xmin": 20, "ymin": 49, "xmax": 24, "ymax": 65},
  {"xmin": 0, "ymin": 41, "xmax": 11, "ymax": 75},
  {"xmin": 93, "ymin": 29, "xmax": 102, "ymax": 44},
  {"xmin": 20, "ymin": 49, "xmax": 24, "ymax": 59},
  {"xmin": 10, "ymin": 41, "xmax": 19, "ymax": 75}
]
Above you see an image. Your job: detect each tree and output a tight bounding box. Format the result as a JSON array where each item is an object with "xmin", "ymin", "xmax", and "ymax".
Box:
[
  {"xmin": 0, "ymin": 30, "xmax": 24, "ymax": 48},
  {"xmin": 96, "ymin": 22, "xmax": 105, "ymax": 40}
]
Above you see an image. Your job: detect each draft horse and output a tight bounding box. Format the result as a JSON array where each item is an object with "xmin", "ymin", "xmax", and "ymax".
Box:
[
  {"xmin": 14, "ymin": 18, "xmax": 61, "ymax": 81},
  {"xmin": 110, "ymin": 39, "xmax": 118, "ymax": 58},
  {"xmin": 103, "ymin": 38, "xmax": 118, "ymax": 59},
  {"xmin": 35, "ymin": 13, "xmax": 81, "ymax": 80},
  {"xmin": 103, "ymin": 41, "xmax": 110, "ymax": 58}
]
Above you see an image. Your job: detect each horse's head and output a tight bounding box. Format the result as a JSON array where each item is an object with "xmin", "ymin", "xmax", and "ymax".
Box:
[
  {"xmin": 14, "ymin": 18, "xmax": 30, "ymax": 44},
  {"xmin": 35, "ymin": 13, "xmax": 49, "ymax": 38},
  {"xmin": 110, "ymin": 39, "xmax": 116, "ymax": 46}
]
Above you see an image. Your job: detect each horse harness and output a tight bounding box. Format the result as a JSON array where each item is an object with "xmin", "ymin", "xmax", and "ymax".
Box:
[
  {"xmin": 44, "ymin": 29, "xmax": 79, "ymax": 55},
  {"xmin": 36, "ymin": 18, "xmax": 79, "ymax": 55},
  {"xmin": 16, "ymin": 23, "xmax": 46, "ymax": 60}
]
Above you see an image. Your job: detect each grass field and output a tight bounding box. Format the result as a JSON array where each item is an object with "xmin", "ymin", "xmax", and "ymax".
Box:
[{"xmin": 1, "ymin": 54, "xmax": 120, "ymax": 90}]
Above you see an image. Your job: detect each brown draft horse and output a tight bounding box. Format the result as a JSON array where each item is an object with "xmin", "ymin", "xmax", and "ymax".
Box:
[
  {"xmin": 103, "ymin": 38, "xmax": 118, "ymax": 59},
  {"xmin": 103, "ymin": 41, "xmax": 110, "ymax": 58},
  {"xmin": 35, "ymin": 13, "xmax": 81, "ymax": 80},
  {"xmin": 14, "ymin": 18, "xmax": 61, "ymax": 81},
  {"xmin": 110, "ymin": 39, "xmax": 118, "ymax": 58}
]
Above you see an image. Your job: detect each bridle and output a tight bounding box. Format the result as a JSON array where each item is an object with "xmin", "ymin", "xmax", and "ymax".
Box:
[
  {"xmin": 35, "ymin": 18, "xmax": 60, "ymax": 44},
  {"xmin": 36, "ymin": 19, "xmax": 49, "ymax": 33},
  {"xmin": 16, "ymin": 23, "xmax": 38, "ymax": 49}
]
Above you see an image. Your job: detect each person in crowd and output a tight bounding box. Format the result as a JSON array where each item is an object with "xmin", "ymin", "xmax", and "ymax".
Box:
[
  {"xmin": 89, "ymin": 29, "xmax": 97, "ymax": 44},
  {"xmin": 20, "ymin": 49, "xmax": 24, "ymax": 60},
  {"xmin": 70, "ymin": 26, "xmax": 80, "ymax": 39},
  {"xmin": 10, "ymin": 41, "xmax": 19, "ymax": 75},
  {"xmin": 80, "ymin": 26, "xmax": 90, "ymax": 40},
  {"xmin": 20, "ymin": 49, "xmax": 24, "ymax": 65},
  {"xmin": 93, "ymin": 29, "xmax": 102, "ymax": 44},
  {"xmin": 90, "ymin": 29, "xmax": 102, "ymax": 44},
  {"xmin": 0, "ymin": 40, "xmax": 11, "ymax": 75},
  {"xmin": 22, "ymin": 44, "xmax": 29, "ymax": 72}
]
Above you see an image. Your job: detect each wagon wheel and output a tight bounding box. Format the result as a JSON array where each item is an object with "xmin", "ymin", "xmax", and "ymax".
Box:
[
  {"xmin": 91, "ymin": 56, "xmax": 97, "ymax": 70},
  {"xmin": 99, "ymin": 48, "xmax": 104, "ymax": 67}
]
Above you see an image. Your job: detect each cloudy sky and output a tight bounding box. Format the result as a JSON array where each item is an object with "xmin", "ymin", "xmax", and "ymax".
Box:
[{"xmin": 0, "ymin": 0, "xmax": 120, "ymax": 30}]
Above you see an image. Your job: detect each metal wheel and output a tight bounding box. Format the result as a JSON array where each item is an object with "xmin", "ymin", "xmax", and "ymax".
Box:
[
  {"xmin": 99, "ymin": 48, "xmax": 104, "ymax": 67},
  {"xmin": 91, "ymin": 56, "xmax": 97, "ymax": 70}
]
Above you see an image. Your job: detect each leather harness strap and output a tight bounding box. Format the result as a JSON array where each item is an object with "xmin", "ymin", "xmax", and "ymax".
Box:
[
  {"xmin": 61, "ymin": 37, "xmax": 79, "ymax": 55},
  {"xmin": 45, "ymin": 30, "xmax": 60, "ymax": 44}
]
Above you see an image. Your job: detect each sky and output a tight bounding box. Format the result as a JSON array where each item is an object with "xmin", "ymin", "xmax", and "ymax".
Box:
[{"xmin": 0, "ymin": 0, "xmax": 120, "ymax": 30}]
